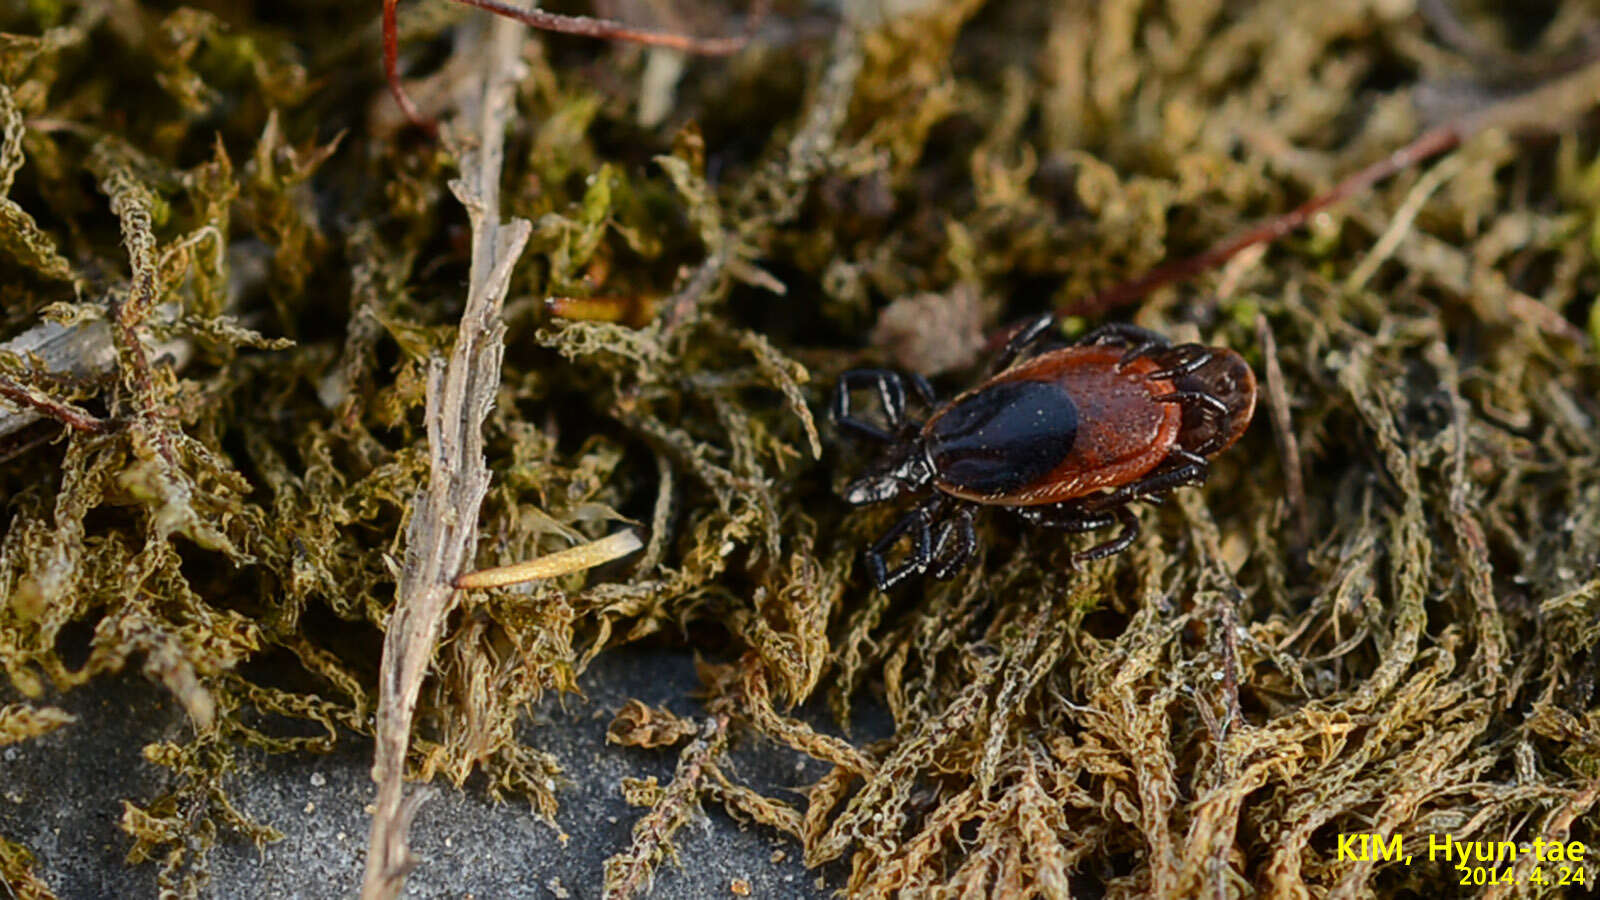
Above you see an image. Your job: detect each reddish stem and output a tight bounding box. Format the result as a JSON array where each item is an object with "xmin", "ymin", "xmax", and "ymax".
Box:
[
  {"xmin": 383, "ymin": 0, "xmax": 764, "ymax": 132},
  {"xmin": 453, "ymin": 0, "xmax": 752, "ymax": 54},
  {"xmin": 1066, "ymin": 124, "xmax": 1464, "ymax": 318},
  {"xmin": 383, "ymin": 0, "xmax": 436, "ymax": 134},
  {"xmin": 0, "ymin": 377, "xmax": 110, "ymax": 434}
]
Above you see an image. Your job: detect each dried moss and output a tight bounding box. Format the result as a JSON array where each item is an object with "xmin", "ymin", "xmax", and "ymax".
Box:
[{"xmin": 1, "ymin": 0, "xmax": 1599, "ymax": 897}]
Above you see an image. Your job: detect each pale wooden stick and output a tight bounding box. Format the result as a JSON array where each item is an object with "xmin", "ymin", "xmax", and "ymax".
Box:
[{"xmin": 360, "ymin": 13, "xmax": 533, "ymax": 900}]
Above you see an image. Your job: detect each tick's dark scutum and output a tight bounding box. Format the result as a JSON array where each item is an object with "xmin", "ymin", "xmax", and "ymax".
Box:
[{"xmin": 924, "ymin": 380, "xmax": 1078, "ymax": 497}]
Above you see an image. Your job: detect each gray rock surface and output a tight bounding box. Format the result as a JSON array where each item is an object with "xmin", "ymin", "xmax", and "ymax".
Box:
[{"xmin": 0, "ymin": 648, "xmax": 838, "ymax": 898}]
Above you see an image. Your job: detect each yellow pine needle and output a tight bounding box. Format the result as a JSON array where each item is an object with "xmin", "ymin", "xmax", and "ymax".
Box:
[{"xmin": 454, "ymin": 530, "xmax": 644, "ymax": 589}]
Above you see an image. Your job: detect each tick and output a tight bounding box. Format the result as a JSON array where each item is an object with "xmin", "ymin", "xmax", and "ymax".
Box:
[{"xmin": 832, "ymin": 314, "xmax": 1256, "ymax": 590}]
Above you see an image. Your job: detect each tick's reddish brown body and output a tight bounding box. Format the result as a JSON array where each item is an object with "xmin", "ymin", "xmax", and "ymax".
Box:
[
  {"xmin": 833, "ymin": 317, "xmax": 1256, "ymax": 589},
  {"xmin": 928, "ymin": 347, "xmax": 1183, "ymax": 506}
]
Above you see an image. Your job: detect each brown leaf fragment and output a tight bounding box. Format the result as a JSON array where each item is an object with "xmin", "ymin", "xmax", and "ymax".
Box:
[
  {"xmin": 870, "ymin": 285, "xmax": 988, "ymax": 376},
  {"xmin": 608, "ymin": 699, "xmax": 698, "ymax": 749},
  {"xmin": 0, "ymin": 703, "xmax": 73, "ymax": 745}
]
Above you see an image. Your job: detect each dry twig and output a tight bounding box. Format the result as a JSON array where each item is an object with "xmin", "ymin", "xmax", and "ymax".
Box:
[
  {"xmin": 1069, "ymin": 58, "xmax": 1600, "ymax": 318},
  {"xmin": 1255, "ymin": 313, "xmax": 1307, "ymax": 554},
  {"xmin": 384, "ymin": 0, "xmax": 769, "ymax": 131},
  {"xmin": 0, "ymin": 371, "xmax": 108, "ymax": 435},
  {"xmin": 359, "ymin": 13, "xmax": 533, "ymax": 900}
]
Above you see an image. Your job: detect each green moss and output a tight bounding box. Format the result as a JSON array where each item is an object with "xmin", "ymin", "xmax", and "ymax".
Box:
[{"xmin": 1, "ymin": 0, "xmax": 1598, "ymax": 896}]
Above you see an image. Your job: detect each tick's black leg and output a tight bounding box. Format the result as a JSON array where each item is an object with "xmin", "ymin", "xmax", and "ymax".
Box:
[
  {"xmin": 1152, "ymin": 388, "xmax": 1231, "ymax": 454},
  {"xmin": 1077, "ymin": 323, "xmax": 1177, "ymax": 372},
  {"xmin": 1014, "ymin": 502, "xmax": 1118, "ymax": 532},
  {"xmin": 1086, "ymin": 449, "xmax": 1209, "ymax": 510},
  {"xmin": 1072, "ymin": 506, "xmax": 1140, "ymax": 565},
  {"xmin": 834, "ymin": 416, "xmax": 893, "ymax": 443},
  {"xmin": 1116, "ymin": 342, "xmax": 1164, "ymax": 371},
  {"xmin": 1167, "ymin": 447, "xmax": 1210, "ymax": 476},
  {"xmin": 906, "ymin": 372, "xmax": 936, "ymax": 407},
  {"xmin": 863, "ymin": 494, "xmax": 944, "ymax": 590},
  {"xmin": 1078, "ymin": 323, "xmax": 1170, "ymax": 350},
  {"xmin": 869, "ymin": 371, "xmax": 907, "ymax": 427},
  {"xmin": 1158, "ymin": 389, "xmax": 1228, "ymax": 451},
  {"xmin": 1151, "ymin": 389, "xmax": 1227, "ymax": 448},
  {"xmin": 929, "ymin": 504, "xmax": 978, "ymax": 580},
  {"xmin": 1144, "ymin": 344, "xmax": 1213, "ymax": 380},
  {"xmin": 992, "ymin": 313, "xmax": 1059, "ymax": 373},
  {"xmin": 1014, "ymin": 501, "xmax": 1140, "ymax": 568},
  {"xmin": 1151, "ymin": 389, "xmax": 1229, "ymax": 419},
  {"xmin": 1186, "ymin": 420, "xmax": 1233, "ymax": 456},
  {"xmin": 833, "ymin": 369, "xmax": 911, "ymax": 442}
]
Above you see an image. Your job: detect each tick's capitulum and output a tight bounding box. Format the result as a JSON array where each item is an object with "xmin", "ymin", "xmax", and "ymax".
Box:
[{"xmin": 832, "ymin": 314, "xmax": 1256, "ymax": 590}]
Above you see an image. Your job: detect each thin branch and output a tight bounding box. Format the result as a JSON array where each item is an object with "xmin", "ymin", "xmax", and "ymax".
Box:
[
  {"xmin": 382, "ymin": 0, "xmax": 430, "ymax": 132},
  {"xmin": 0, "ymin": 372, "xmax": 109, "ymax": 434},
  {"xmin": 0, "ymin": 309, "xmax": 198, "ymax": 446},
  {"xmin": 360, "ymin": 13, "xmax": 533, "ymax": 900},
  {"xmin": 452, "ymin": 0, "xmax": 756, "ymax": 54},
  {"xmin": 385, "ymin": 0, "xmax": 770, "ymax": 132},
  {"xmin": 1254, "ymin": 313, "xmax": 1307, "ymax": 556},
  {"xmin": 1067, "ymin": 58, "xmax": 1600, "ymax": 317},
  {"xmin": 1343, "ymin": 154, "xmax": 1464, "ymax": 292},
  {"xmin": 1068, "ymin": 125, "xmax": 1463, "ymax": 318}
]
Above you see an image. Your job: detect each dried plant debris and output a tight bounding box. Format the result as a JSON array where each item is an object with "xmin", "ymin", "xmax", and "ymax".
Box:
[{"xmin": 0, "ymin": 0, "xmax": 1598, "ymax": 897}]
